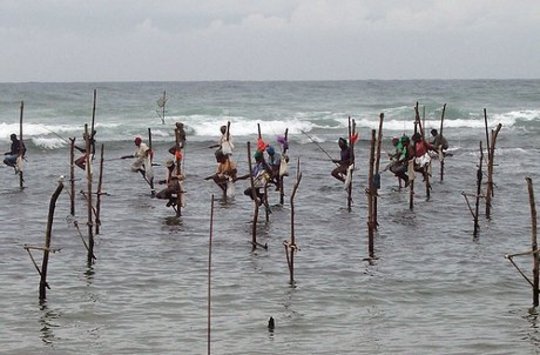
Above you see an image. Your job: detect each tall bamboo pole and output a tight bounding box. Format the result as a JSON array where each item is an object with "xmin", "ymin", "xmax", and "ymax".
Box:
[
  {"xmin": 526, "ymin": 177, "xmax": 539, "ymax": 306},
  {"xmin": 69, "ymin": 138, "xmax": 76, "ymax": 216},
  {"xmin": 95, "ymin": 144, "xmax": 105, "ymax": 235},
  {"xmin": 486, "ymin": 123, "xmax": 503, "ymax": 219},
  {"xmin": 84, "ymin": 124, "xmax": 94, "ymax": 266},
  {"xmin": 247, "ymin": 142, "xmax": 259, "ymax": 250},
  {"xmin": 347, "ymin": 118, "xmax": 356, "ymax": 212},
  {"xmin": 286, "ymin": 158, "xmax": 302, "ymax": 284},
  {"xmin": 147, "ymin": 128, "xmax": 155, "ymax": 195},
  {"xmin": 207, "ymin": 194, "xmax": 215, "ymax": 355},
  {"xmin": 484, "ymin": 109, "xmax": 491, "ymax": 162},
  {"xmin": 279, "ymin": 128, "xmax": 289, "ymax": 206},
  {"xmin": 473, "ymin": 142, "xmax": 484, "ymax": 238},
  {"xmin": 409, "ymin": 120, "xmax": 418, "ymax": 211},
  {"xmin": 175, "ymin": 128, "xmax": 183, "ymax": 217},
  {"xmin": 439, "ymin": 104, "xmax": 446, "ymax": 182},
  {"xmin": 373, "ymin": 113, "xmax": 384, "ymax": 229},
  {"xmin": 367, "ymin": 129, "xmax": 376, "ymax": 258},
  {"xmin": 19, "ymin": 101, "xmax": 24, "ymax": 189},
  {"xmin": 39, "ymin": 181, "xmax": 64, "ymax": 301}
]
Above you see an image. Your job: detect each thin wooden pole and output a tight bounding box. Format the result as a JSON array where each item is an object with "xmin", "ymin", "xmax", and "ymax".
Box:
[
  {"xmin": 69, "ymin": 138, "xmax": 76, "ymax": 216},
  {"xmin": 373, "ymin": 113, "xmax": 384, "ymax": 229},
  {"xmin": 175, "ymin": 128, "xmax": 183, "ymax": 217},
  {"xmin": 247, "ymin": 142, "xmax": 259, "ymax": 250},
  {"xmin": 147, "ymin": 128, "xmax": 155, "ymax": 195},
  {"xmin": 526, "ymin": 178, "xmax": 538, "ymax": 307},
  {"xmin": 484, "ymin": 109, "xmax": 491, "ymax": 162},
  {"xmin": 95, "ymin": 144, "xmax": 105, "ymax": 235},
  {"xmin": 84, "ymin": 124, "xmax": 95, "ymax": 266},
  {"xmin": 367, "ymin": 129, "xmax": 376, "ymax": 258},
  {"xmin": 207, "ymin": 194, "xmax": 215, "ymax": 355},
  {"xmin": 473, "ymin": 141, "xmax": 484, "ymax": 238},
  {"xmin": 19, "ymin": 101, "xmax": 24, "ymax": 189},
  {"xmin": 409, "ymin": 120, "xmax": 418, "ymax": 211},
  {"xmin": 486, "ymin": 123, "xmax": 502, "ymax": 219},
  {"xmin": 440, "ymin": 104, "xmax": 446, "ymax": 182},
  {"xmin": 39, "ymin": 181, "xmax": 64, "ymax": 301},
  {"xmin": 91, "ymin": 90, "xmax": 97, "ymax": 142},
  {"xmin": 287, "ymin": 158, "xmax": 302, "ymax": 284},
  {"xmin": 279, "ymin": 128, "xmax": 289, "ymax": 206}
]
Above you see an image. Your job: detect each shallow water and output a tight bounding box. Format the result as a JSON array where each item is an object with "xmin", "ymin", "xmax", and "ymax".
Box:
[{"xmin": 1, "ymin": 80, "xmax": 540, "ymax": 354}]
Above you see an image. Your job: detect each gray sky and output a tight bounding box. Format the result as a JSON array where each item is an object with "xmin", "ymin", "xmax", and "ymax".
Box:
[{"xmin": 1, "ymin": 0, "xmax": 539, "ymax": 82}]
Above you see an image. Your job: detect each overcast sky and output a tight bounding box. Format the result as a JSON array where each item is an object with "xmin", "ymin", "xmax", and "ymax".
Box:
[{"xmin": 1, "ymin": 0, "xmax": 539, "ymax": 82}]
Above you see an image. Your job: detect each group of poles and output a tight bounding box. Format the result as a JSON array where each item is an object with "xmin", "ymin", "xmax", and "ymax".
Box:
[{"xmin": 7, "ymin": 92, "xmax": 538, "ymax": 353}]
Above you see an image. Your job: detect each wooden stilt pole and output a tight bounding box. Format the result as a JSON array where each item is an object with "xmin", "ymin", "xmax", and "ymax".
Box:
[
  {"xmin": 279, "ymin": 128, "xmax": 289, "ymax": 206},
  {"xmin": 414, "ymin": 104, "xmax": 430, "ymax": 201},
  {"xmin": 486, "ymin": 123, "xmax": 502, "ymax": 219},
  {"xmin": 409, "ymin": 119, "xmax": 418, "ymax": 211},
  {"xmin": 484, "ymin": 109, "xmax": 491, "ymax": 162},
  {"xmin": 367, "ymin": 129, "xmax": 376, "ymax": 258},
  {"xmin": 525, "ymin": 177, "xmax": 539, "ymax": 307},
  {"xmin": 247, "ymin": 142, "xmax": 261, "ymax": 250},
  {"xmin": 207, "ymin": 194, "xmax": 215, "ymax": 355},
  {"xmin": 19, "ymin": 101, "xmax": 24, "ymax": 189},
  {"xmin": 285, "ymin": 158, "xmax": 302, "ymax": 284},
  {"xmin": 147, "ymin": 128, "xmax": 155, "ymax": 195},
  {"xmin": 84, "ymin": 124, "xmax": 95, "ymax": 266},
  {"xmin": 373, "ymin": 113, "xmax": 384, "ymax": 229},
  {"xmin": 39, "ymin": 181, "xmax": 64, "ymax": 301},
  {"xmin": 347, "ymin": 117, "xmax": 355, "ymax": 212},
  {"xmin": 69, "ymin": 138, "xmax": 76, "ymax": 216},
  {"xmin": 439, "ymin": 104, "xmax": 446, "ymax": 182},
  {"xmin": 175, "ymin": 128, "xmax": 183, "ymax": 217},
  {"xmin": 473, "ymin": 142, "xmax": 484, "ymax": 238},
  {"xmin": 95, "ymin": 144, "xmax": 105, "ymax": 235}
]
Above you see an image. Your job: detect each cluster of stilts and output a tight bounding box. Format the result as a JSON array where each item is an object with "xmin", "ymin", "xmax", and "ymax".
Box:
[
  {"xmin": 461, "ymin": 109, "xmax": 503, "ymax": 238},
  {"xmin": 23, "ymin": 90, "xmax": 105, "ymax": 302}
]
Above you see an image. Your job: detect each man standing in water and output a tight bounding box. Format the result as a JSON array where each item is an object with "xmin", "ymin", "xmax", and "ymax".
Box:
[
  {"xmin": 331, "ymin": 137, "xmax": 352, "ymax": 183},
  {"xmin": 3, "ymin": 133, "xmax": 26, "ymax": 172}
]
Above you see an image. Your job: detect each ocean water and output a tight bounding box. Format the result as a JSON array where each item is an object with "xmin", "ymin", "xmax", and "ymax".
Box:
[{"xmin": 1, "ymin": 80, "xmax": 540, "ymax": 354}]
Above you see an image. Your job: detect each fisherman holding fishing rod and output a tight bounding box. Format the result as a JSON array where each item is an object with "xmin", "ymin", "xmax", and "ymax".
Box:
[{"xmin": 300, "ymin": 130, "xmax": 352, "ymax": 184}]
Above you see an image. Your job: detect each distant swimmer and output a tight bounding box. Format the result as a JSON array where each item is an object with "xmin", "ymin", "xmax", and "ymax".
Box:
[
  {"xmin": 331, "ymin": 137, "xmax": 352, "ymax": 183},
  {"xmin": 3, "ymin": 133, "xmax": 26, "ymax": 173}
]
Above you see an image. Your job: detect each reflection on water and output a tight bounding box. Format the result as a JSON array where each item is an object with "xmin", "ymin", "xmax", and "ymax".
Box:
[{"xmin": 39, "ymin": 303, "xmax": 60, "ymax": 346}]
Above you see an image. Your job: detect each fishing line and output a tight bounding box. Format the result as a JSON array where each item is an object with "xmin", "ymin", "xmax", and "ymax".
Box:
[
  {"xmin": 43, "ymin": 127, "xmax": 70, "ymax": 144},
  {"xmin": 300, "ymin": 130, "xmax": 340, "ymax": 167}
]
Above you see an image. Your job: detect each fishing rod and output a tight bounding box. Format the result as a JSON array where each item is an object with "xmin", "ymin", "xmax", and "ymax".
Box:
[
  {"xmin": 43, "ymin": 127, "xmax": 70, "ymax": 144},
  {"xmin": 300, "ymin": 130, "xmax": 340, "ymax": 166}
]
